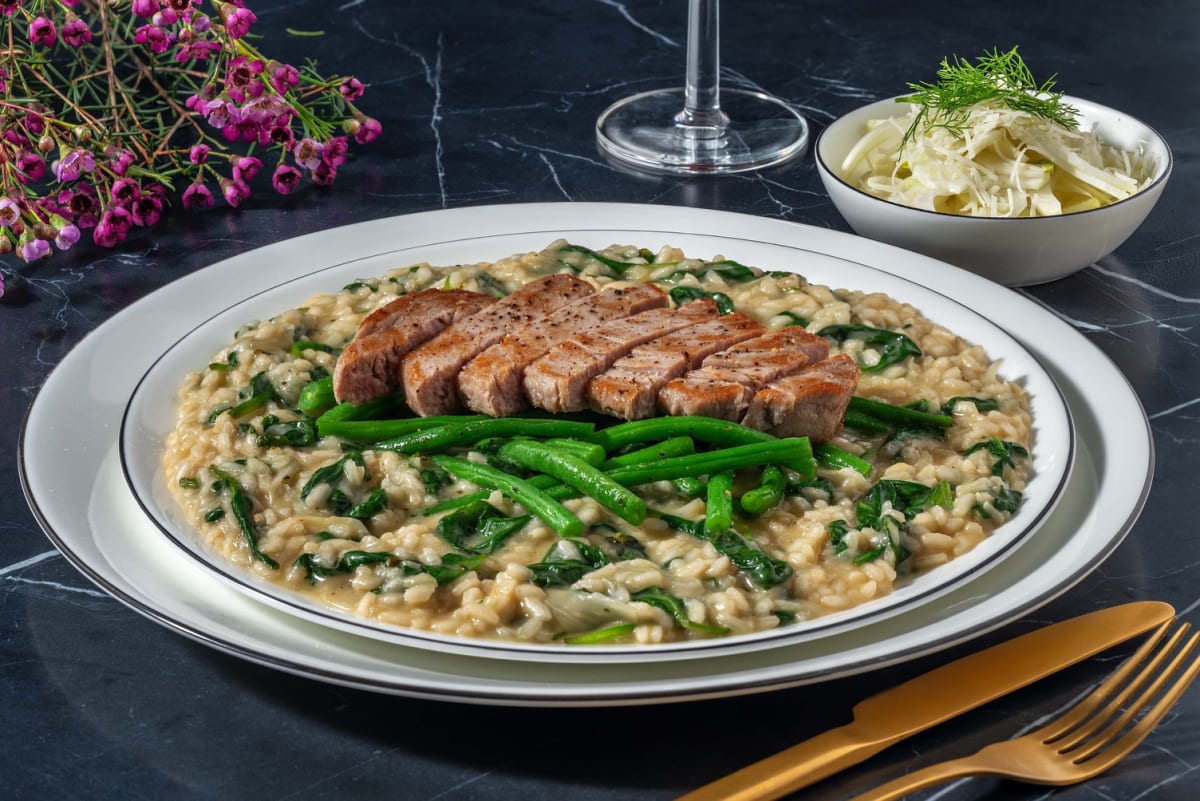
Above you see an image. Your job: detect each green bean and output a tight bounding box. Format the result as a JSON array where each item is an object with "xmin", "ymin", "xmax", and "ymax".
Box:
[
  {"xmin": 739, "ymin": 465, "xmax": 785, "ymax": 516},
  {"xmin": 499, "ymin": 439, "xmax": 646, "ymax": 525},
  {"xmin": 672, "ymin": 476, "xmax": 708, "ymax": 498},
  {"xmin": 372, "ymin": 418, "xmax": 595, "ymax": 454},
  {"xmin": 814, "ymin": 442, "xmax": 874, "ymax": 477},
  {"xmin": 315, "ymin": 395, "xmax": 397, "ymax": 434},
  {"xmin": 841, "ymin": 410, "xmax": 891, "ymax": 435},
  {"xmin": 605, "ymin": 438, "xmax": 815, "ymax": 485},
  {"xmin": 432, "ymin": 455, "xmax": 584, "ymax": 538},
  {"xmin": 320, "ymin": 414, "xmax": 488, "ymax": 442},
  {"xmin": 600, "ymin": 436, "xmax": 696, "ymax": 469},
  {"xmin": 848, "ymin": 396, "xmax": 953, "ymax": 429},
  {"xmin": 297, "ymin": 376, "xmax": 336, "ymax": 417},
  {"xmin": 589, "ymin": 416, "xmax": 775, "ymax": 452},
  {"xmin": 705, "ymin": 471, "xmax": 735, "ymax": 533},
  {"xmin": 542, "ymin": 437, "xmax": 607, "ymax": 467},
  {"xmin": 589, "ymin": 417, "xmax": 815, "ymax": 473}
]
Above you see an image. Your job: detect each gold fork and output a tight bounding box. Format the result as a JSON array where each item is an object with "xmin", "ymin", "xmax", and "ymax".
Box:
[{"xmin": 848, "ymin": 618, "xmax": 1200, "ymax": 801}]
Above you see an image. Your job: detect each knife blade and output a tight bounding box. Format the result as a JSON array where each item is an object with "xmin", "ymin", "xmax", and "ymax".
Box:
[{"xmin": 676, "ymin": 600, "xmax": 1175, "ymax": 801}]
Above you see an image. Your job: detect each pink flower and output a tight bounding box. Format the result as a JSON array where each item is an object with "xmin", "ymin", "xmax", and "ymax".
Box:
[
  {"xmin": 97, "ymin": 206, "xmax": 133, "ymax": 242},
  {"xmin": 110, "ymin": 178, "xmax": 141, "ymax": 206},
  {"xmin": 134, "ymin": 24, "xmax": 170, "ymax": 54},
  {"xmin": 271, "ymin": 63, "xmax": 299, "ymax": 94},
  {"xmin": 92, "ymin": 220, "xmax": 120, "ymax": 247},
  {"xmin": 17, "ymin": 152, "xmax": 45, "ymax": 182},
  {"xmin": 29, "ymin": 16, "xmax": 56, "ymax": 47},
  {"xmin": 175, "ymin": 39, "xmax": 220, "ymax": 62},
  {"xmin": 131, "ymin": 0, "xmax": 158, "ymax": 19},
  {"xmin": 18, "ymin": 235, "xmax": 51, "ymax": 261},
  {"xmin": 60, "ymin": 184, "xmax": 99, "ymax": 227},
  {"xmin": 219, "ymin": 177, "xmax": 250, "ymax": 207},
  {"xmin": 293, "ymin": 137, "xmax": 323, "ymax": 170},
  {"xmin": 271, "ymin": 164, "xmax": 301, "ymax": 195},
  {"xmin": 54, "ymin": 223, "xmax": 81, "ymax": 250},
  {"xmin": 339, "ymin": 77, "xmax": 364, "ymax": 101},
  {"xmin": 1, "ymin": 0, "xmax": 24, "ymax": 20},
  {"xmin": 61, "ymin": 18, "xmax": 91, "ymax": 47},
  {"xmin": 203, "ymin": 99, "xmax": 239, "ymax": 128},
  {"xmin": 224, "ymin": 7, "xmax": 255, "ymax": 38},
  {"xmin": 233, "ymin": 155, "xmax": 262, "ymax": 182},
  {"xmin": 354, "ymin": 116, "xmax": 382, "ymax": 144},
  {"xmin": 322, "ymin": 136, "xmax": 348, "ymax": 168},
  {"xmin": 182, "ymin": 180, "xmax": 214, "ymax": 209},
  {"xmin": 108, "ymin": 148, "xmax": 136, "ymax": 175},
  {"xmin": 0, "ymin": 198, "xmax": 20, "ymax": 227},
  {"xmin": 131, "ymin": 193, "xmax": 163, "ymax": 226},
  {"xmin": 268, "ymin": 123, "xmax": 294, "ymax": 148},
  {"xmin": 53, "ymin": 149, "xmax": 96, "ymax": 182},
  {"xmin": 189, "ymin": 143, "xmax": 211, "ymax": 164},
  {"xmin": 225, "ymin": 56, "xmax": 263, "ymax": 90},
  {"xmin": 311, "ymin": 160, "xmax": 336, "ymax": 187}
]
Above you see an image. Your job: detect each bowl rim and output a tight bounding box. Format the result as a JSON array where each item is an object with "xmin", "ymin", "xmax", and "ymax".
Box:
[{"xmin": 814, "ymin": 93, "xmax": 1174, "ymax": 224}]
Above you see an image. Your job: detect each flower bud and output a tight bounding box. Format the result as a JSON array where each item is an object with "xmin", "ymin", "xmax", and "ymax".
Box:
[
  {"xmin": 33, "ymin": 220, "xmax": 58, "ymax": 241},
  {"xmin": 38, "ymin": 135, "xmax": 54, "ymax": 153}
]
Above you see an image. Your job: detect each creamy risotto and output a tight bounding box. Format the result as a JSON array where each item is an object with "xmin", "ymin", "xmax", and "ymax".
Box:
[{"xmin": 162, "ymin": 241, "xmax": 1032, "ymax": 645}]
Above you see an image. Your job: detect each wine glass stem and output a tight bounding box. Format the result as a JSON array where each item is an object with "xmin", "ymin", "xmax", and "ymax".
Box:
[{"xmin": 678, "ymin": 0, "xmax": 726, "ymax": 137}]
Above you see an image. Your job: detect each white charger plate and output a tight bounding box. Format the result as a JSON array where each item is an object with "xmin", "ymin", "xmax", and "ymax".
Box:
[
  {"xmin": 115, "ymin": 216, "xmax": 1072, "ymax": 663},
  {"xmin": 19, "ymin": 203, "xmax": 1151, "ymax": 704}
]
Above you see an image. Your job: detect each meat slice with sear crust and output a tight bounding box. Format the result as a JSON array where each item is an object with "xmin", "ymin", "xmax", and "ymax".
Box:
[
  {"xmin": 401, "ymin": 274, "xmax": 595, "ymax": 416},
  {"xmin": 740, "ymin": 354, "xmax": 861, "ymax": 442},
  {"xmin": 524, "ymin": 299, "xmax": 721, "ymax": 414},
  {"xmin": 332, "ymin": 288, "xmax": 495, "ymax": 405},
  {"xmin": 657, "ymin": 327, "xmax": 831, "ymax": 421},
  {"xmin": 458, "ymin": 283, "xmax": 668, "ymax": 417},
  {"xmin": 586, "ymin": 312, "xmax": 765, "ymax": 420}
]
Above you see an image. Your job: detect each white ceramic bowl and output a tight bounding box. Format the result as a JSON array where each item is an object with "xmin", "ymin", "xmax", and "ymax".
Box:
[{"xmin": 815, "ymin": 95, "xmax": 1172, "ymax": 286}]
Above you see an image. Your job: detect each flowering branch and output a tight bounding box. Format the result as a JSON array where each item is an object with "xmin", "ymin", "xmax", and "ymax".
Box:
[{"xmin": 0, "ymin": 0, "xmax": 381, "ymax": 294}]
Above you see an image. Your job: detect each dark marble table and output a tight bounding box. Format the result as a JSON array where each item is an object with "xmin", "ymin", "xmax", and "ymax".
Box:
[{"xmin": 5, "ymin": 1, "xmax": 1198, "ymax": 798}]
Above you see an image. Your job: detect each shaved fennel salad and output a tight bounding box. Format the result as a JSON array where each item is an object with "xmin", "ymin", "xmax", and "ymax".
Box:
[{"xmin": 839, "ymin": 48, "xmax": 1154, "ymax": 217}]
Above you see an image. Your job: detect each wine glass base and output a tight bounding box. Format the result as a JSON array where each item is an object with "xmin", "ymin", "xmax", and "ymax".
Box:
[{"xmin": 596, "ymin": 87, "xmax": 809, "ymax": 175}]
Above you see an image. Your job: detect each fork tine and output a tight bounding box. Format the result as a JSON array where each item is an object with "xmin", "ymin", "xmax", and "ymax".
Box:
[
  {"xmin": 1048, "ymin": 620, "xmax": 1190, "ymax": 751},
  {"xmin": 1035, "ymin": 618, "xmax": 1176, "ymax": 743},
  {"xmin": 1068, "ymin": 629, "xmax": 1200, "ymax": 767}
]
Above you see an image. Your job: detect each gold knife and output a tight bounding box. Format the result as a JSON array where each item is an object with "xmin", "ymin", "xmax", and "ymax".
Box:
[{"xmin": 676, "ymin": 601, "xmax": 1174, "ymax": 801}]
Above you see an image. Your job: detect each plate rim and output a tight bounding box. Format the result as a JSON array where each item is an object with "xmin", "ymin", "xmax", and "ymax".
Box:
[{"xmin": 17, "ymin": 201, "xmax": 1153, "ymax": 704}]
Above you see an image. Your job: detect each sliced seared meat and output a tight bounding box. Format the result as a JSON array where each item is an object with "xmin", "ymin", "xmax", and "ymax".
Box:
[
  {"xmin": 740, "ymin": 354, "xmax": 861, "ymax": 442},
  {"xmin": 331, "ymin": 289, "xmax": 495, "ymax": 405},
  {"xmin": 586, "ymin": 312, "xmax": 765, "ymax": 420},
  {"xmin": 657, "ymin": 327, "xmax": 831, "ymax": 420},
  {"xmin": 524, "ymin": 299, "xmax": 720, "ymax": 413},
  {"xmin": 401, "ymin": 274, "xmax": 595, "ymax": 416},
  {"xmin": 458, "ymin": 283, "xmax": 668, "ymax": 417}
]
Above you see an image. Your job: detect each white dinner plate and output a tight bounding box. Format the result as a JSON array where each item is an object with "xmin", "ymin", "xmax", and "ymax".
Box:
[
  {"xmin": 19, "ymin": 203, "xmax": 1152, "ymax": 705},
  {"xmin": 115, "ymin": 214, "xmax": 1072, "ymax": 663}
]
